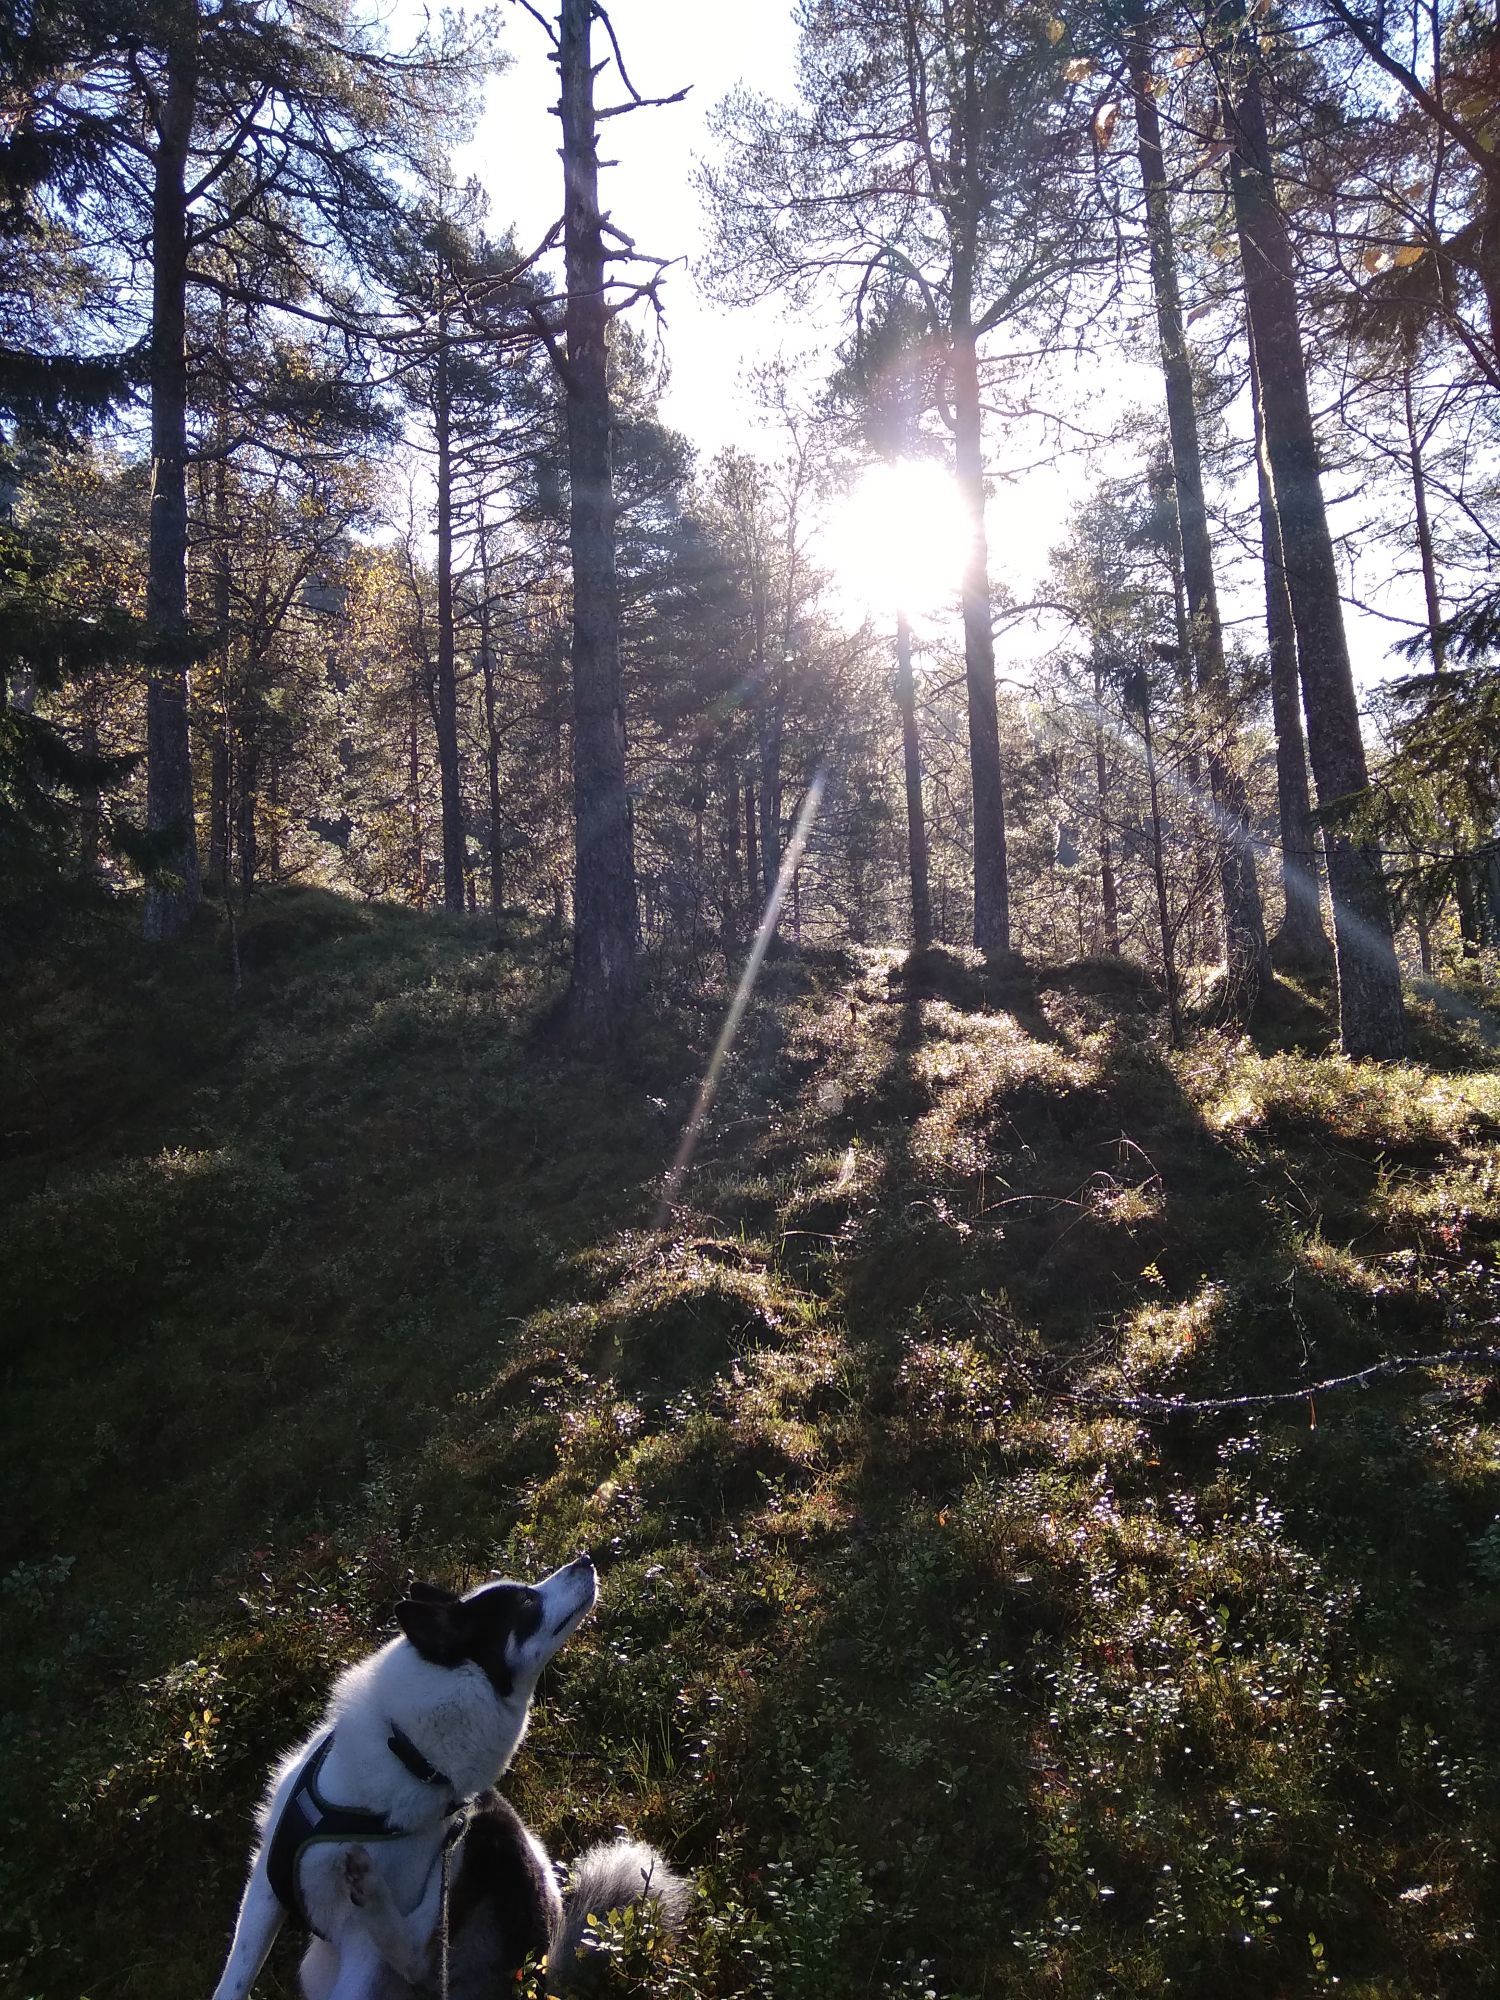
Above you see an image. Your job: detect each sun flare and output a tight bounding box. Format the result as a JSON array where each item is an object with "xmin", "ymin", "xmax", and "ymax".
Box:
[{"xmin": 822, "ymin": 459, "xmax": 972, "ymax": 623}]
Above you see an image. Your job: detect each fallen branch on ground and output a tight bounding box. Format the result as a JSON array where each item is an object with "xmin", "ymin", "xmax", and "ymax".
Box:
[{"xmin": 1074, "ymin": 1339, "xmax": 1500, "ymax": 1419}]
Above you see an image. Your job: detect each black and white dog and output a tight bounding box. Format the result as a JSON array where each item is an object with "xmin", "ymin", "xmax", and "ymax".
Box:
[{"xmin": 211, "ymin": 1556, "xmax": 689, "ymax": 2000}]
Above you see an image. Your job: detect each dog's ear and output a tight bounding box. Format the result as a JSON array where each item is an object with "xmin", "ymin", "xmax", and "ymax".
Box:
[
  {"xmin": 406, "ymin": 1580, "xmax": 460, "ymax": 1605},
  {"xmin": 396, "ymin": 1594, "xmax": 471, "ymax": 1665}
]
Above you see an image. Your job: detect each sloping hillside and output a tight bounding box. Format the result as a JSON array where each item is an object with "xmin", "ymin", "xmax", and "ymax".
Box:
[{"xmin": 4, "ymin": 892, "xmax": 1499, "ymax": 1999}]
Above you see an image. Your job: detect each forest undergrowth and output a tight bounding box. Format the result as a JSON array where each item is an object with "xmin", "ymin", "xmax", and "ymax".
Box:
[{"xmin": 3, "ymin": 889, "xmax": 1500, "ymax": 1999}]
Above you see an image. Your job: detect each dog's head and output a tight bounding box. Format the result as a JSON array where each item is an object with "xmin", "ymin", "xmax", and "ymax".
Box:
[{"xmin": 395, "ymin": 1554, "xmax": 597, "ymax": 1700}]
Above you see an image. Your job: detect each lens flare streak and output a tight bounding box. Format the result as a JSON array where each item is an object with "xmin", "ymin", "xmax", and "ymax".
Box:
[{"xmin": 654, "ymin": 769, "xmax": 828, "ymax": 1229}]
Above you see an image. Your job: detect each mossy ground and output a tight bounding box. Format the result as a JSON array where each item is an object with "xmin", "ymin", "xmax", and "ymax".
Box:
[{"xmin": 3, "ymin": 893, "xmax": 1499, "ymax": 1998}]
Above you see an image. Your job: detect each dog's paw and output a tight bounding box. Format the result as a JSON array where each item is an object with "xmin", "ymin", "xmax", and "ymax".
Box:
[{"xmin": 341, "ymin": 1846, "xmax": 373, "ymax": 1907}]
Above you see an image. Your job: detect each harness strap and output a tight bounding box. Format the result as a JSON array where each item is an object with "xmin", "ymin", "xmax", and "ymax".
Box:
[
  {"xmin": 266, "ymin": 1734, "xmax": 395, "ymax": 1939},
  {"xmin": 264, "ymin": 1729, "xmax": 474, "ymax": 1943}
]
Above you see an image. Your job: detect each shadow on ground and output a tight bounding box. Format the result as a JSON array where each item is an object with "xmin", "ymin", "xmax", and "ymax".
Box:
[{"xmin": 3, "ymin": 907, "xmax": 1499, "ymax": 1999}]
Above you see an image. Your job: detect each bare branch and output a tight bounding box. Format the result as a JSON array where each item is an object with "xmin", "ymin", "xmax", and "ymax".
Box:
[{"xmin": 1074, "ymin": 1340, "xmax": 1500, "ymax": 1420}]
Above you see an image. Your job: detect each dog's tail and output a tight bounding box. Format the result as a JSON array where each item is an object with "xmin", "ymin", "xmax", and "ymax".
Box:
[{"xmin": 548, "ymin": 1839, "xmax": 692, "ymax": 1988}]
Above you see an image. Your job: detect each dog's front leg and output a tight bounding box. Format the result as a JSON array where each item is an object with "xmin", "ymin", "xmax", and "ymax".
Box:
[
  {"xmin": 316, "ymin": 1919, "xmax": 398, "ymax": 2000},
  {"xmin": 339, "ymin": 1846, "xmax": 442, "ymax": 1990},
  {"xmin": 212, "ymin": 1855, "xmax": 285, "ymax": 2000}
]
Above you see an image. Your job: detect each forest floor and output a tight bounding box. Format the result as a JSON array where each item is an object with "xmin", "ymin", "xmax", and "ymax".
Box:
[{"xmin": 4, "ymin": 888, "xmax": 1500, "ymax": 2000}]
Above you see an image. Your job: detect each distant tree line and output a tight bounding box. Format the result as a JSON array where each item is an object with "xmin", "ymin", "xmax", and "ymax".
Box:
[{"xmin": 4, "ymin": 0, "xmax": 1498, "ymax": 1052}]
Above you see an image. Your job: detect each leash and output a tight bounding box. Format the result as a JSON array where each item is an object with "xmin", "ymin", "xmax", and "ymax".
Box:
[{"xmin": 437, "ymin": 1834, "xmax": 453, "ymax": 2000}]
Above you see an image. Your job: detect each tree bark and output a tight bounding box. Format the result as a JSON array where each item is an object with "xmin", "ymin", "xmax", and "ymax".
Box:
[
  {"xmin": 207, "ymin": 296, "xmax": 232, "ymax": 896},
  {"xmin": 209, "ymin": 727, "xmax": 230, "ymax": 888},
  {"xmin": 236, "ymin": 739, "xmax": 257, "ymax": 900},
  {"xmin": 1224, "ymin": 42, "xmax": 1406, "ymax": 1058},
  {"xmin": 950, "ymin": 308, "xmax": 1012, "ymax": 955},
  {"xmin": 744, "ymin": 780, "xmax": 759, "ymax": 914},
  {"xmin": 408, "ymin": 681, "xmax": 424, "ymax": 906},
  {"xmin": 1127, "ymin": 0, "xmax": 1267, "ymax": 1015},
  {"xmin": 1480, "ymin": 172, "xmax": 1500, "ymax": 373},
  {"xmin": 1401, "ymin": 337, "xmax": 1446, "ymax": 668},
  {"xmin": 1136, "ymin": 679, "xmax": 1183, "ymax": 1047},
  {"xmin": 1248, "ymin": 320, "xmax": 1333, "ymax": 974},
  {"xmin": 559, "ymin": 0, "xmax": 638, "ymax": 1036},
  {"xmin": 432, "ymin": 297, "xmax": 466, "ymax": 912},
  {"xmin": 895, "ymin": 608, "xmax": 933, "ymax": 951},
  {"xmin": 757, "ymin": 661, "xmax": 784, "ymax": 903},
  {"xmin": 1093, "ymin": 661, "xmax": 1121, "ymax": 956},
  {"xmin": 142, "ymin": 2, "xmax": 202, "ymax": 941},
  {"xmin": 478, "ymin": 590, "xmax": 504, "ymax": 922},
  {"xmin": 267, "ymin": 748, "xmax": 281, "ymax": 882}
]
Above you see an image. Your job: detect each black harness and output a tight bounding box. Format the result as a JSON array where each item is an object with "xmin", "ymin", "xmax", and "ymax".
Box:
[{"xmin": 266, "ymin": 1728, "xmax": 470, "ymax": 1939}]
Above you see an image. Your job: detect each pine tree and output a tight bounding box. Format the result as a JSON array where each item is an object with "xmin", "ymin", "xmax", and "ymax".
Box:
[{"xmin": 1219, "ymin": 6, "xmax": 1408, "ymax": 1058}]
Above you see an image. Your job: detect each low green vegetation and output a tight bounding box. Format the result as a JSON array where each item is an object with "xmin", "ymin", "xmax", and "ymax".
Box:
[{"xmin": 3, "ymin": 893, "xmax": 1499, "ymax": 1999}]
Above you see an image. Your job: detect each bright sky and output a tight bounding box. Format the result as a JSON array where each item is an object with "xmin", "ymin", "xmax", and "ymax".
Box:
[{"xmin": 407, "ymin": 0, "xmax": 1420, "ymax": 689}]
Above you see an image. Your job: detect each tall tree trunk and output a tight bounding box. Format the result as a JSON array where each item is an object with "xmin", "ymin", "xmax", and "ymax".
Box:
[
  {"xmin": 895, "ymin": 608, "xmax": 933, "ymax": 951},
  {"xmin": 719, "ymin": 760, "xmax": 742, "ymax": 956},
  {"xmin": 1479, "ymin": 169, "xmax": 1500, "ymax": 370},
  {"xmin": 1224, "ymin": 42, "xmax": 1407, "ymax": 1059},
  {"xmin": 408, "ymin": 682, "xmax": 424, "ymax": 906},
  {"xmin": 207, "ymin": 291, "xmax": 232, "ymax": 895},
  {"xmin": 142, "ymin": 3, "xmax": 202, "ymax": 941},
  {"xmin": 1128, "ymin": 0, "xmax": 1267, "ymax": 1015},
  {"xmin": 433, "ymin": 302, "xmax": 466, "ymax": 913},
  {"xmin": 266, "ymin": 749, "xmax": 280, "ymax": 883},
  {"xmin": 236, "ymin": 739, "xmax": 257, "ymax": 900},
  {"xmin": 1134, "ymin": 677, "xmax": 1183, "ymax": 1047},
  {"xmin": 209, "ymin": 729, "xmax": 230, "ymax": 889},
  {"xmin": 1162, "ymin": 520, "xmax": 1217, "ymax": 964},
  {"xmin": 950, "ymin": 303, "xmax": 1011, "ymax": 955},
  {"xmin": 1456, "ymin": 863, "xmax": 1481, "ymax": 959},
  {"xmin": 1093, "ymin": 662, "xmax": 1121, "ymax": 956},
  {"xmin": 1248, "ymin": 322, "xmax": 1333, "ymax": 974},
  {"xmin": 559, "ymin": 0, "xmax": 638, "ymax": 1037},
  {"xmin": 478, "ymin": 593, "xmax": 504, "ymax": 922},
  {"xmin": 744, "ymin": 780, "xmax": 759, "ymax": 913},
  {"xmin": 757, "ymin": 663, "xmax": 784, "ymax": 902},
  {"xmin": 1400, "ymin": 338, "xmax": 1459, "ymax": 967},
  {"xmin": 1402, "ymin": 336, "xmax": 1446, "ymax": 668}
]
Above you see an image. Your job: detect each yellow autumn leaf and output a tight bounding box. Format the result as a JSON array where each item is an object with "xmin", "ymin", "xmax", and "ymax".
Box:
[
  {"xmin": 1393, "ymin": 243, "xmax": 1427, "ymax": 266},
  {"xmin": 1363, "ymin": 246, "xmax": 1393, "ymax": 274},
  {"xmin": 1047, "ymin": 18, "xmax": 1066, "ymax": 43},
  {"xmin": 1064, "ymin": 55, "xmax": 1093, "ymax": 80},
  {"xmin": 1172, "ymin": 45, "xmax": 1201, "ymax": 68},
  {"xmin": 1094, "ymin": 100, "xmax": 1119, "ymax": 146}
]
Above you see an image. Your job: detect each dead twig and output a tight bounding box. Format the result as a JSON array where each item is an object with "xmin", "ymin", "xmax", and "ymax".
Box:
[{"xmin": 1074, "ymin": 1338, "xmax": 1500, "ymax": 1419}]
